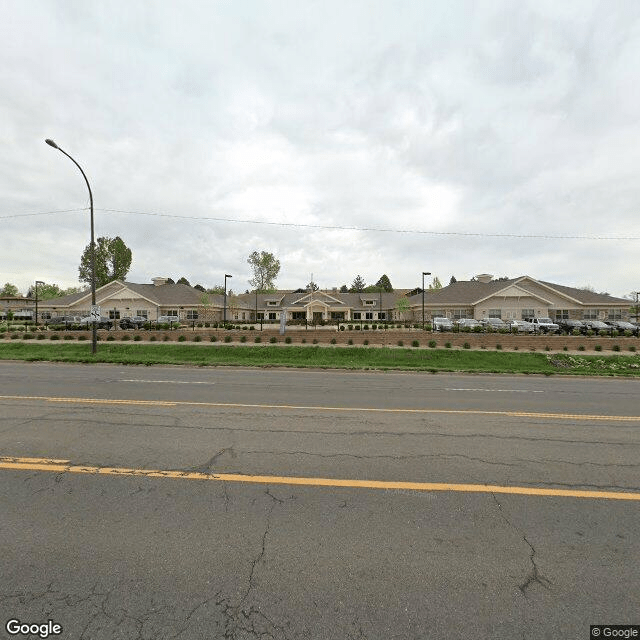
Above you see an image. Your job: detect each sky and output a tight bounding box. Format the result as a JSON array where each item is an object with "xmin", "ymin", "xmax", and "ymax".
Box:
[{"xmin": 2, "ymin": 0, "xmax": 640, "ymax": 299}]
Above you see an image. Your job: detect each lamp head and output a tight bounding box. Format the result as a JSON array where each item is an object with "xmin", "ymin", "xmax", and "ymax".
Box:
[
  {"xmin": 225, "ymin": 274, "xmax": 232, "ymax": 278},
  {"xmin": 422, "ymin": 271, "xmax": 431, "ymax": 276},
  {"xmin": 45, "ymin": 139, "xmax": 59, "ymax": 149}
]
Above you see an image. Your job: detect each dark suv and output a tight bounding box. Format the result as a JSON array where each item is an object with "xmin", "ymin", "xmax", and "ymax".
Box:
[
  {"xmin": 558, "ymin": 319, "xmax": 585, "ymax": 334},
  {"xmin": 119, "ymin": 316, "xmax": 147, "ymax": 330}
]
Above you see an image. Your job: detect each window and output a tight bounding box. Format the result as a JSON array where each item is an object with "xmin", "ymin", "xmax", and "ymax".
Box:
[
  {"xmin": 607, "ymin": 309, "xmax": 622, "ymax": 320},
  {"xmin": 365, "ymin": 312, "xmax": 373, "ymax": 320},
  {"xmin": 330, "ymin": 312, "xmax": 345, "ymax": 319},
  {"xmin": 186, "ymin": 310, "xmax": 198, "ymax": 320},
  {"xmin": 378, "ymin": 312, "xmax": 386, "ymax": 320},
  {"xmin": 165, "ymin": 310, "xmax": 178, "ymax": 317},
  {"xmin": 583, "ymin": 309, "xmax": 599, "ymax": 320},
  {"xmin": 352, "ymin": 312, "xmax": 361, "ymax": 320},
  {"xmin": 452, "ymin": 309, "xmax": 471, "ymax": 320},
  {"xmin": 488, "ymin": 309, "xmax": 501, "ymax": 318},
  {"xmin": 364, "ymin": 300, "xmax": 375, "ymax": 306},
  {"xmin": 108, "ymin": 310, "xmax": 121, "ymax": 319},
  {"xmin": 521, "ymin": 309, "xmax": 535, "ymax": 319},
  {"xmin": 136, "ymin": 310, "xmax": 148, "ymax": 318},
  {"xmin": 257, "ymin": 312, "xmax": 264, "ymax": 320},
  {"xmin": 554, "ymin": 310, "xmax": 569, "ymax": 320},
  {"xmin": 292, "ymin": 312, "xmax": 305, "ymax": 320},
  {"xmin": 242, "ymin": 313, "xmax": 246, "ymax": 320},
  {"xmin": 267, "ymin": 301, "xmax": 277, "ymax": 306},
  {"xmin": 269, "ymin": 312, "xmax": 276, "ymax": 320}
]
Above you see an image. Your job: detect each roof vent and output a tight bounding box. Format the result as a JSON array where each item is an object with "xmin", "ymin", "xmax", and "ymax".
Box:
[
  {"xmin": 152, "ymin": 277, "xmax": 168, "ymax": 287},
  {"xmin": 475, "ymin": 274, "xmax": 493, "ymax": 283}
]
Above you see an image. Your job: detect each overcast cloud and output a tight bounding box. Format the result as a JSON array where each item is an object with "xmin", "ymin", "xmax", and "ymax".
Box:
[{"xmin": 2, "ymin": 0, "xmax": 640, "ymax": 298}]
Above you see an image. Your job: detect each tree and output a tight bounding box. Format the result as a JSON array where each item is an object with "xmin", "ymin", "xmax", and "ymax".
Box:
[
  {"xmin": 375, "ymin": 274, "xmax": 393, "ymax": 292},
  {"xmin": 339, "ymin": 284, "xmax": 349, "ymax": 293},
  {"xmin": 207, "ymin": 285, "xmax": 225, "ymax": 295},
  {"xmin": 428, "ymin": 276, "xmax": 443, "ymax": 290},
  {"xmin": 78, "ymin": 236, "xmax": 132, "ymax": 288},
  {"xmin": 350, "ymin": 275, "xmax": 366, "ymax": 292},
  {"xmin": 167, "ymin": 278, "xmax": 175, "ymax": 284},
  {"xmin": 449, "ymin": 276, "xmax": 457, "ymax": 285},
  {"xmin": 248, "ymin": 251, "xmax": 281, "ymax": 292},
  {"xmin": 193, "ymin": 284, "xmax": 205, "ymax": 292},
  {"xmin": 176, "ymin": 277, "xmax": 191, "ymax": 286},
  {"xmin": 26, "ymin": 283, "xmax": 82, "ymax": 299},
  {"xmin": 0, "ymin": 283, "xmax": 20, "ymax": 297},
  {"xmin": 306, "ymin": 281, "xmax": 319, "ymax": 291},
  {"xmin": 395, "ymin": 297, "xmax": 409, "ymax": 319}
]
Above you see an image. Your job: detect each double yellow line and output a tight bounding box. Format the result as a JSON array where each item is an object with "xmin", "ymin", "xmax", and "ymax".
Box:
[{"xmin": 1, "ymin": 456, "xmax": 638, "ymax": 501}]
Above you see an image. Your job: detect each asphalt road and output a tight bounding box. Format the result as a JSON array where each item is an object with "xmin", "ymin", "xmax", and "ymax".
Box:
[{"xmin": 0, "ymin": 361, "xmax": 638, "ymax": 639}]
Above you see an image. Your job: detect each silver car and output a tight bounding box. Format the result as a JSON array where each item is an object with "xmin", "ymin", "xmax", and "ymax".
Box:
[{"xmin": 504, "ymin": 319, "xmax": 533, "ymax": 333}]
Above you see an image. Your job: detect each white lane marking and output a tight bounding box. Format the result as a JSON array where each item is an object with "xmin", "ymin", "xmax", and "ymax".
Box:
[
  {"xmin": 445, "ymin": 388, "xmax": 544, "ymax": 393},
  {"xmin": 120, "ymin": 379, "xmax": 217, "ymax": 385}
]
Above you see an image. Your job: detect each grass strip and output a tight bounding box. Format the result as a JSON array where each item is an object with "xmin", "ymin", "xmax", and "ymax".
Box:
[{"xmin": 1, "ymin": 343, "xmax": 640, "ymax": 376}]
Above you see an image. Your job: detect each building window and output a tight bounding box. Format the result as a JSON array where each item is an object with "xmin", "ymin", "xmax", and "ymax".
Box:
[
  {"xmin": 353, "ymin": 312, "xmax": 361, "ymax": 320},
  {"xmin": 292, "ymin": 311, "xmax": 305, "ymax": 320},
  {"xmin": 257, "ymin": 312, "xmax": 264, "ymax": 320},
  {"xmin": 554, "ymin": 310, "xmax": 569, "ymax": 320},
  {"xmin": 136, "ymin": 310, "xmax": 148, "ymax": 318},
  {"xmin": 364, "ymin": 300, "xmax": 375, "ymax": 306},
  {"xmin": 331, "ymin": 312, "xmax": 345, "ymax": 319},
  {"xmin": 108, "ymin": 310, "xmax": 121, "ymax": 319},
  {"xmin": 269, "ymin": 312, "xmax": 276, "ymax": 320},
  {"xmin": 365, "ymin": 312, "xmax": 373, "ymax": 320},
  {"xmin": 186, "ymin": 310, "xmax": 198, "ymax": 320},
  {"xmin": 521, "ymin": 308, "xmax": 535, "ymax": 319},
  {"xmin": 583, "ymin": 309, "xmax": 599, "ymax": 320},
  {"xmin": 488, "ymin": 309, "xmax": 501, "ymax": 318},
  {"xmin": 242, "ymin": 313, "xmax": 246, "ymax": 320},
  {"xmin": 607, "ymin": 309, "xmax": 622, "ymax": 320},
  {"xmin": 452, "ymin": 309, "xmax": 471, "ymax": 320},
  {"xmin": 165, "ymin": 310, "xmax": 178, "ymax": 317},
  {"xmin": 378, "ymin": 312, "xmax": 386, "ymax": 320},
  {"xmin": 267, "ymin": 301, "xmax": 277, "ymax": 306}
]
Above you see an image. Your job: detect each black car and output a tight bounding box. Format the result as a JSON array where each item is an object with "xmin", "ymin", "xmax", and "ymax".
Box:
[
  {"xmin": 119, "ymin": 316, "xmax": 147, "ymax": 330},
  {"xmin": 558, "ymin": 319, "xmax": 585, "ymax": 334}
]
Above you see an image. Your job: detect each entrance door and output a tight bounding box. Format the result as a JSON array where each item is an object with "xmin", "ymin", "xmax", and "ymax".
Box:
[{"xmin": 313, "ymin": 312, "xmax": 323, "ymax": 323}]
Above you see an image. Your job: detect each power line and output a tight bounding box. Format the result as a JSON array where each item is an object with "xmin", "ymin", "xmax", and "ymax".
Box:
[{"xmin": 2, "ymin": 206, "xmax": 640, "ymax": 241}]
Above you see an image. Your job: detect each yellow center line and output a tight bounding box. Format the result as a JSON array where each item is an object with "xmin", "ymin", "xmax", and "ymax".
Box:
[
  {"xmin": 0, "ymin": 394, "xmax": 638, "ymax": 422},
  {"xmin": 0, "ymin": 456, "xmax": 638, "ymax": 501}
]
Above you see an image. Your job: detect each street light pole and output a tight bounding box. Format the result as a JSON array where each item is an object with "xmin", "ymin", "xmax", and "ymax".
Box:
[
  {"xmin": 45, "ymin": 139, "xmax": 97, "ymax": 354},
  {"xmin": 422, "ymin": 271, "xmax": 431, "ymax": 330},
  {"xmin": 34, "ymin": 280, "xmax": 44, "ymax": 326},
  {"xmin": 633, "ymin": 291, "xmax": 640, "ymax": 324},
  {"xmin": 223, "ymin": 274, "xmax": 232, "ymax": 325}
]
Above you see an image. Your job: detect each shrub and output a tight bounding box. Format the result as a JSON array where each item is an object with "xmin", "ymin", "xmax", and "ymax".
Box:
[
  {"xmin": 348, "ymin": 339, "xmax": 353, "ymax": 345},
  {"xmin": 578, "ymin": 345, "xmax": 585, "ymax": 351},
  {"xmin": 285, "ymin": 336, "xmax": 292, "ymax": 344},
  {"xmin": 340, "ymin": 325, "xmax": 345, "ymax": 331},
  {"xmin": 77, "ymin": 335, "xmax": 87, "ymax": 340},
  {"xmin": 301, "ymin": 338, "xmax": 306, "ymax": 344},
  {"xmin": 354, "ymin": 325, "xmax": 361, "ymax": 330},
  {"xmin": 50, "ymin": 334, "xmax": 60, "ymax": 340},
  {"xmin": 178, "ymin": 335, "xmax": 187, "ymax": 342},
  {"xmin": 240, "ymin": 335, "xmax": 247, "ymax": 343},
  {"xmin": 598, "ymin": 330, "xmax": 608, "ymax": 337},
  {"xmin": 363, "ymin": 339, "xmax": 369, "ymax": 345},
  {"xmin": 204, "ymin": 323, "xmax": 210, "ymax": 328},
  {"xmin": 544, "ymin": 345, "xmax": 550, "ymax": 351},
  {"xmin": 150, "ymin": 335, "xmax": 157, "ymax": 342},
  {"xmin": 363, "ymin": 324, "xmax": 369, "ymax": 331},
  {"xmin": 496, "ymin": 344, "xmax": 502, "ymax": 350},
  {"xmin": 445, "ymin": 342, "xmax": 451, "ymax": 349},
  {"xmin": 121, "ymin": 334, "xmax": 131, "ymax": 341},
  {"xmin": 312, "ymin": 339, "xmax": 318, "ymax": 344},
  {"xmin": 563, "ymin": 346, "xmax": 568, "ymax": 351},
  {"xmin": 348, "ymin": 325, "xmax": 353, "ymax": 330},
  {"xmin": 63, "ymin": 334, "xmax": 74, "ymax": 340},
  {"xmin": 624, "ymin": 330, "xmax": 632, "ymax": 337},
  {"xmin": 611, "ymin": 330, "xmax": 619, "ymax": 337},
  {"xmin": 513, "ymin": 345, "xmax": 518, "ymax": 350},
  {"xmin": 37, "ymin": 333, "xmax": 46, "ymax": 340},
  {"xmin": 163, "ymin": 335, "xmax": 170, "ymax": 342},
  {"xmin": 572, "ymin": 329, "xmax": 581, "ymax": 336},
  {"xmin": 106, "ymin": 335, "xmax": 116, "ymax": 341},
  {"xmin": 254, "ymin": 336, "xmax": 261, "ymax": 343},
  {"xmin": 594, "ymin": 344, "xmax": 602, "ymax": 352},
  {"xmin": 612, "ymin": 344, "xmax": 620, "ymax": 352},
  {"xmin": 193, "ymin": 335, "xmax": 202, "ymax": 342},
  {"xmin": 210, "ymin": 335, "xmax": 218, "ymax": 342},
  {"xmin": 22, "ymin": 333, "xmax": 34, "ymax": 339},
  {"xmin": 224, "ymin": 335, "xmax": 232, "ymax": 343},
  {"xmin": 249, "ymin": 326, "xmax": 255, "ymax": 330},
  {"xmin": 429, "ymin": 340, "xmax": 438, "ymax": 348},
  {"xmin": 330, "ymin": 338, "xmax": 337, "ymax": 344},
  {"xmin": 134, "ymin": 335, "xmax": 142, "ymax": 341},
  {"xmin": 463, "ymin": 342, "xmax": 470, "ymax": 349},
  {"xmin": 586, "ymin": 330, "xmax": 594, "ymax": 337},
  {"xmin": 629, "ymin": 345, "xmax": 636, "ymax": 352},
  {"xmin": 372, "ymin": 324, "xmax": 377, "ymax": 330},
  {"xmin": 397, "ymin": 340, "xmax": 404, "ymax": 347},
  {"xmin": 270, "ymin": 336, "xmax": 277, "ymax": 343}
]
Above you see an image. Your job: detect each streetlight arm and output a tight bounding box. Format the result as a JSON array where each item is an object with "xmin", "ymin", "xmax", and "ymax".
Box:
[{"xmin": 53, "ymin": 146, "xmax": 94, "ymax": 211}]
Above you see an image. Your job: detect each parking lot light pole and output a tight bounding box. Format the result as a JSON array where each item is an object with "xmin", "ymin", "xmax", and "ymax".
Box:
[
  {"xmin": 45, "ymin": 138, "xmax": 97, "ymax": 354},
  {"xmin": 34, "ymin": 280, "xmax": 44, "ymax": 326},
  {"xmin": 633, "ymin": 292, "xmax": 640, "ymax": 324},
  {"xmin": 422, "ymin": 271, "xmax": 431, "ymax": 330},
  {"xmin": 223, "ymin": 274, "xmax": 232, "ymax": 325}
]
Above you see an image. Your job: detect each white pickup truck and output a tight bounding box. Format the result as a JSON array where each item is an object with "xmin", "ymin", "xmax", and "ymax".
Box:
[{"xmin": 524, "ymin": 317, "xmax": 560, "ymax": 333}]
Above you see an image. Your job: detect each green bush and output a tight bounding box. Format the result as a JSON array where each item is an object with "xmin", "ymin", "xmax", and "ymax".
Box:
[
  {"xmin": 612, "ymin": 344, "xmax": 620, "ymax": 352},
  {"xmin": 348, "ymin": 339, "xmax": 353, "ymax": 345},
  {"xmin": 578, "ymin": 345, "xmax": 585, "ymax": 351},
  {"xmin": 254, "ymin": 336, "xmax": 261, "ymax": 343},
  {"xmin": 563, "ymin": 346, "xmax": 568, "ymax": 351},
  {"xmin": 445, "ymin": 342, "xmax": 451, "ymax": 349},
  {"xmin": 330, "ymin": 338, "xmax": 337, "ymax": 344},
  {"xmin": 629, "ymin": 345, "xmax": 636, "ymax": 352},
  {"xmin": 210, "ymin": 335, "xmax": 218, "ymax": 342},
  {"xmin": 224, "ymin": 335, "xmax": 232, "ymax": 343},
  {"xmin": 428, "ymin": 340, "xmax": 437, "ymax": 348},
  {"xmin": 120, "ymin": 334, "xmax": 130, "ymax": 341},
  {"xmin": 354, "ymin": 325, "xmax": 361, "ymax": 330},
  {"xmin": 397, "ymin": 340, "xmax": 404, "ymax": 347},
  {"xmin": 163, "ymin": 335, "xmax": 170, "ymax": 342},
  {"xmin": 285, "ymin": 336, "xmax": 292, "ymax": 344},
  {"xmin": 363, "ymin": 339, "xmax": 369, "ymax": 345},
  {"xmin": 134, "ymin": 335, "xmax": 142, "ymax": 341},
  {"xmin": 50, "ymin": 334, "xmax": 60, "ymax": 340},
  {"xmin": 178, "ymin": 335, "xmax": 186, "ymax": 342},
  {"xmin": 106, "ymin": 335, "xmax": 116, "ymax": 341},
  {"xmin": 249, "ymin": 326, "xmax": 255, "ymax": 331},
  {"xmin": 269, "ymin": 336, "xmax": 277, "ymax": 343},
  {"xmin": 347, "ymin": 325, "xmax": 353, "ymax": 330},
  {"xmin": 371, "ymin": 324, "xmax": 377, "ymax": 330},
  {"xmin": 513, "ymin": 345, "xmax": 518, "ymax": 350},
  {"xmin": 463, "ymin": 342, "xmax": 471, "ymax": 349},
  {"xmin": 193, "ymin": 335, "xmax": 202, "ymax": 342},
  {"xmin": 544, "ymin": 345, "xmax": 550, "ymax": 351},
  {"xmin": 150, "ymin": 335, "xmax": 157, "ymax": 342},
  {"xmin": 240, "ymin": 335, "xmax": 247, "ymax": 343},
  {"xmin": 363, "ymin": 325, "xmax": 369, "ymax": 330},
  {"xmin": 301, "ymin": 338, "xmax": 306, "ymax": 344},
  {"xmin": 77, "ymin": 335, "xmax": 87, "ymax": 340},
  {"xmin": 339, "ymin": 325, "xmax": 345, "ymax": 331},
  {"xmin": 22, "ymin": 333, "xmax": 34, "ymax": 340},
  {"xmin": 312, "ymin": 339, "xmax": 318, "ymax": 344},
  {"xmin": 496, "ymin": 344, "xmax": 502, "ymax": 350},
  {"xmin": 37, "ymin": 333, "xmax": 46, "ymax": 340},
  {"xmin": 63, "ymin": 334, "xmax": 74, "ymax": 340},
  {"xmin": 594, "ymin": 344, "xmax": 602, "ymax": 352}
]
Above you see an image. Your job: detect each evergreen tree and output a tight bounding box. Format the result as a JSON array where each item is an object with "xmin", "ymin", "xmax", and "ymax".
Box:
[
  {"xmin": 350, "ymin": 275, "xmax": 366, "ymax": 292},
  {"xmin": 375, "ymin": 274, "xmax": 393, "ymax": 292}
]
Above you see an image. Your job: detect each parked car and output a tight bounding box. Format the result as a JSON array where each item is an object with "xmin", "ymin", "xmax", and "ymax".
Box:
[
  {"xmin": 455, "ymin": 318, "xmax": 482, "ymax": 330},
  {"xmin": 432, "ymin": 317, "xmax": 453, "ymax": 331},
  {"xmin": 504, "ymin": 319, "xmax": 533, "ymax": 333},
  {"xmin": 480, "ymin": 318, "xmax": 507, "ymax": 331},
  {"xmin": 47, "ymin": 315, "xmax": 83, "ymax": 327},
  {"xmin": 524, "ymin": 317, "xmax": 560, "ymax": 334},
  {"xmin": 153, "ymin": 315, "xmax": 181, "ymax": 326},
  {"xmin": 582, "ymin": 320, "xmax": 613, "ymax": 334},
  {"xmin": 558, "ymin": 319, "xmax": 585, "ymax": 334},
  {"xmin": 608, "ymin": 320, "xmax": 639, "ymax": 335},
  {"xmin": 119, "ymin": 316, "xmax": 148, "ymax": 330},
  {"xmin": 79, "ymin": 316, "xmax": 113, "ymax": 330}
]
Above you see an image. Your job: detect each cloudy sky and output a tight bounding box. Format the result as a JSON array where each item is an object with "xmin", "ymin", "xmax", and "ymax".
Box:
[{"xmin": 2, "ymin": 0, "xmax": 640, "ymax": 298}]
